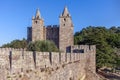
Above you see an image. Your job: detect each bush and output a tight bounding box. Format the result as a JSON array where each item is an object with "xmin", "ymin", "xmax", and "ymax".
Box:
[
  {"xmin": 1, "ymin": 38, "xmax": 27, "ymax": 49},
  {"xmin": 27, "ymin": 40, "xmax": 58, "ymax": 52}
]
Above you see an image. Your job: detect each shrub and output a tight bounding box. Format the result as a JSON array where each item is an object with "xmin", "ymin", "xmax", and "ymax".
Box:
[{"xmin": 27, "ymin": 40, "xmax": 58, "ymax": 52}]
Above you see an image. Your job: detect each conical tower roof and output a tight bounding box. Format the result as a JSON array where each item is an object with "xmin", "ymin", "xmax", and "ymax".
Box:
[
  {"xmin": 35, "ymin": 8, "xmax": 41, "ymax": 19},
  {"xmin": 62, "ymin": 6, "xmax": 70, "ymax": 16}
]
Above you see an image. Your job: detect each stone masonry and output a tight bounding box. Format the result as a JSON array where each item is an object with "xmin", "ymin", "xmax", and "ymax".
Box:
[
  {"xmin": 27, "ymin": 7, "xmax": 73, "ymax": 52},
  {"xmin": 0, "ymin": 6, "xmax": 99, "ymax": 80},
  {"xmin": 0, "ymin": 45, "xmax": 99, "ymax": 80}
]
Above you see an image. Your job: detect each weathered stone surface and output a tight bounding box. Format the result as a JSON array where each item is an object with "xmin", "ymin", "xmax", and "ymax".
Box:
[
  {"xmin": 0, "ymin": 46, "xmax": 99, "ymax": 80},
  {"xmin": 59, "ymin": 7, "xmax": 74, "ymax": 53},
  {"xmin": 46, "ymin": 26, "xmax": 59, "ymax": 48}
]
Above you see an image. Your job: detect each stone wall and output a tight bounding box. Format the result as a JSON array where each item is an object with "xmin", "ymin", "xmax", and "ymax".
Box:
[
  {"xmin": 59, "ymin": 13, "xmax": 74, "ymax": 53},
  {"xmin": 0, "ymin": 45, "xmax": 98, "ymax": 80},
  {"xmin": 71, "ymin": 45, "xmax": 96, "ymax": 72},
  {"xmin": 46, "ymin": 25, "xmax": 59, "ymax": 48},
  {"xmin": 32, "ymin": 18, "xmax": 45, "ymax": 42}
]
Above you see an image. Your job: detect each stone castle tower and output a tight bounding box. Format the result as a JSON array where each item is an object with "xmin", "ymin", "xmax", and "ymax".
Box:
[
  {"xmin": 27, "ymin": 7, "xmax": 74, "ymax": 52},
  {"xmin": 59, "ymin": 7, "xmax": 74, "ymax": 52},
  {"xmin": 32, "ymin": 9, "xmax": 45, "ymax": 41}
]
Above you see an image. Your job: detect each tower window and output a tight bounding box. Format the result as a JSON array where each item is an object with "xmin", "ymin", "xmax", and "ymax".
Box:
[
  {"xmin": 35, "ymin": 21, "xmax": 37, "ymax": 24},
  {"xmin": 64, "ymin": 18, "xmax": 66, "ymax": 22},
  {"xmin": 67, "ymin": 14, "xmax": 69, "ymax": 16},
  {"xmin": 63, "ymin": 24, "xmax": 65, "ymax": 26}
]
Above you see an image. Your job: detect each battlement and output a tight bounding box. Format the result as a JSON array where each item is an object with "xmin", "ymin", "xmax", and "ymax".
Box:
[
  {"xmin": 46, "ymin": 25, "xmax": 59, "ymax": 31},
  {"xmin": 46, "ymin": 25, "xmax": 59, "ymax": 28},
  {"xmin": 71, "ymin": 45, "xmax": 96, "ymax": 53},
  {"xmin": 0, "ymin": 48, "xmax": 23, "ymax": 51},
  {"xmin": 0, "ymin": 45, "xmax": 96, "ymax": 80}
]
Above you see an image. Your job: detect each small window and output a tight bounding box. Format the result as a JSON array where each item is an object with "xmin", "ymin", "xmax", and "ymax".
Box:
[
  {"xmin": 67, "ymin": 14, "xmax": 69, "ymax": 16},
  {"xmin": 64, "ymin": 18, "xmax": 66, "ymax": 22},
  {"xmin": 63, "ymin": 24, "xmax": 65, "ymax": 26},
  {"xmin": 35, "ymin": 21, "xmax": 37, "ymax": 24}
]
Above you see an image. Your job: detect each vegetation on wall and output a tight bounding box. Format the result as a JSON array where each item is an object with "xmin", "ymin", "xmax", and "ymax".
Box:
[
  {"xmin": 74, "ymin": 26, "xmax": 120, "ymax": 69},
  {"xmin": 27, "ymin": 40, "xmax": 58, "ymax": 52},
  {"xmin": 1, "ymin": 39, "xmax": 58, "ymax": 52}
]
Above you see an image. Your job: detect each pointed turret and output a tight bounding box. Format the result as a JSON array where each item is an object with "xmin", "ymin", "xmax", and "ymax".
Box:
[
  {"xmin": 62, "ymin": 6, "xmax": 70, "ymax": 17},
  {"xmin": 59, "ymin": 6, "xmax": 73, "ymax": 52},
  {"xmin": 35, "ymin": 8, "xmax": 41, "ymax": 19},
  {"xmin": 31, "ymin": 8, "xmax": 45, "ymax": 42}
]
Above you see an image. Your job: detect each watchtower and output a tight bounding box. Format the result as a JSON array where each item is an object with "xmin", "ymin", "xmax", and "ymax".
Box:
[
  {"xmin": 59, "ymin": 6, "xmax": 74, "ymax": 52},
  {"xmin": 32, "ymin": 9, "xmax": 45, "ymax": 42}
]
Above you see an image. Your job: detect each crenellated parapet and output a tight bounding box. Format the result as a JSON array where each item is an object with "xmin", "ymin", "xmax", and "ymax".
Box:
[
  {"xmin": 0, "ymin": 48, "xmax": 23, "ymax": 52},
  {"xmin": 46, "ymin": 25, "xmax": 59, "ymax": 28},
  {"xmin": 0, "ymin": 45, "xmax": 97, "ymax": 80},
  {"xmin": 71, "ymin": 45, "xmax": 96, "ymax": 53}
]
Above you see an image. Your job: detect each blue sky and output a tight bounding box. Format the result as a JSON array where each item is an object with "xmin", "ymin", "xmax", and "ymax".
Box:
[{"xmin": 0, "ymin": 0, "xmax": 120, "ymax": 46}]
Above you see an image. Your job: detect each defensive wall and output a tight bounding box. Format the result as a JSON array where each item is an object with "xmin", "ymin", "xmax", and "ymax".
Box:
[
  {"xmin": 46, "ymin": 25, "xmax": 59, "ymax": 48},
  {"xmin": 0, "ymin": 45, "xmax": 99, "ymax": 80}
]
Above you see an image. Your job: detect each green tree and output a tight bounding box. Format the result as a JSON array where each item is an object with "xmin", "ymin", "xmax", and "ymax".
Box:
[
  {"xmin": 74, "ymin": 26, "xmax": 120, "ymax": 69},
  {"xmin": 1, "ymin": 38, "xmax": 27, "ymax": 49}
]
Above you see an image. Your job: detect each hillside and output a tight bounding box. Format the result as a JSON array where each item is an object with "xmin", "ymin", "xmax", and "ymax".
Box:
[{"xmin": 74, "ymin": 26, "xmax": 120, "ymax": 69}]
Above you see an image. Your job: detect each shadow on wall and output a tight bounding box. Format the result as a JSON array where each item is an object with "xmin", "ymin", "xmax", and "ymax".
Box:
[
  {"xmin": 66, "ymin": 46, "xmax": 71, "ymax": 53},
  {"xmin": 9, "ymin": 51, "xmax": 12, "ymax": 72},
  {"xmin": 73, "ymin": 49, "xmax": 84, "ymax": 53}
]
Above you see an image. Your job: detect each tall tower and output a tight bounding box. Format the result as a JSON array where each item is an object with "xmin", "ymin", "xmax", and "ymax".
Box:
[
  {"xmin": 59, "ymin": 6, "xmax": 74, "ymax": 52},
  {"xmin": 32, "ymin": 9, "xmax": 45, "ymax": 42}
]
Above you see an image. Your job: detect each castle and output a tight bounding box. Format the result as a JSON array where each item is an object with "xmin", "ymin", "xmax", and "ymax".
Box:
[
  {"xmin": 27, "ymin": 7, "xmax": 73, "ymax": 52},
  {"xmin": 0, "ymin": 7, "xmax": 99, "ymax": 80}
]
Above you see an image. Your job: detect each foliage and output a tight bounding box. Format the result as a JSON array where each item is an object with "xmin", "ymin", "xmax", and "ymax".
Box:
[
  {"xmin": 27, "ymin": 40, "xmax": 58, "ymax": 52},
  {"xmin": 1, "ymin": 38, "xmax": 27, "ymax": 49},
  {"xmin": 116, "ymin": 56, "xmax": 120, "ymax": 67},
  {"xmin": 74, "ymin": 26, "xmax": 120, "ymax": 68},
  {"xmin": 1, "ymin": 39, "xmax": 58, "ymax": 52}
]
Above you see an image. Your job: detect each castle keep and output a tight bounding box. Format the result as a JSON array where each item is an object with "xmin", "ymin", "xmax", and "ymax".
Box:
[{"xmin": 27, "ymin": 7, "xmax": 73, "ymax": 52}]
